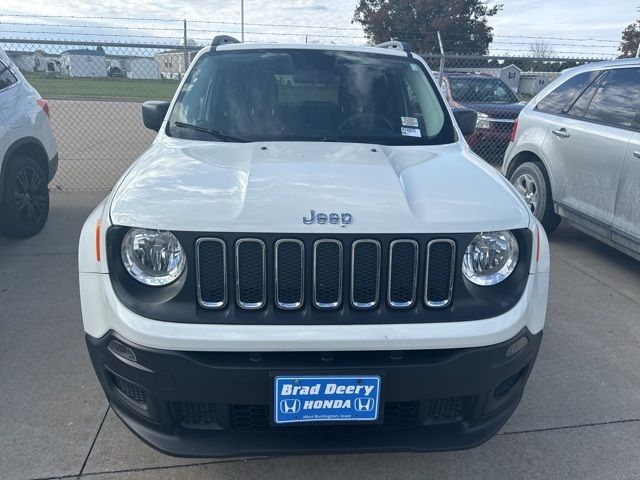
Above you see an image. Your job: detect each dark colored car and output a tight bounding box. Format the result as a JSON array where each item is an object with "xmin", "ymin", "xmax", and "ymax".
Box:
[
  {"xmin": 108, "ymin": 66, "xmax": 126, "ymax": 78},
  {"xmin": 440, "ymin": 73, "xmax": 524, "ymax": 165}
]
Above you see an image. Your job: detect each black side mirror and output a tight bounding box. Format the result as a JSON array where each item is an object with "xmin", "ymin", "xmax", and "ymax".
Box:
[
  {"xmin": 142, "ymin": 101, "xmax": 170, "ymax": 132},
  {"xmin": 452, "ymin": 108, "xmax": 478, "ymax": 137}
]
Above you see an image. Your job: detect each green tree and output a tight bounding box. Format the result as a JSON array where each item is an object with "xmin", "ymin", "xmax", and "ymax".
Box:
[
  {"xmin": 353, "ymin": 0, "xmax": 502, "ymax": 55},
  {"xmin": 619, "ymin": 19, "xmax": 640, "ymax": 58}
]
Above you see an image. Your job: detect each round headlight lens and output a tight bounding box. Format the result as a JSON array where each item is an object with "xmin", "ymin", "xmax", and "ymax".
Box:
[
  {"xmin": 462, "ymin": 231, "xmax": 519, "ymax": 286},
  {"xmin": 121, "ymin": 228, "xmax": 186, "ymax": 286}
]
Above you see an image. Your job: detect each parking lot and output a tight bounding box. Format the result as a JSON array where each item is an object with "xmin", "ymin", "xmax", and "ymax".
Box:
[{"xmin": 0, "ymin": 191, "xmax": 638, "ymax": 480}]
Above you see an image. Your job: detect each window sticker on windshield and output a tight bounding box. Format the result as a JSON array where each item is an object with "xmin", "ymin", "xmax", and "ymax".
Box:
[
  {"xmin": 401, "ymin": 116, "xmax": 419, "ymax": 128},
  {"xmin": 410, "ymin": 64, "xmax": 420, "ymax": 72},
  {"xmin": 401, "ymin": 127, "xmax": 422, "ymax": 138}
]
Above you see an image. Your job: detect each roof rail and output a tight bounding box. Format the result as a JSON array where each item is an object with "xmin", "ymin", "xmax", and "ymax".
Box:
[
  {"xmin": 211, "ymin": 35, "xmax": 241, "ymax": 48},
  {"xmin": 375, "ymin": 40, "xmax": 412, "ymax": 53}
]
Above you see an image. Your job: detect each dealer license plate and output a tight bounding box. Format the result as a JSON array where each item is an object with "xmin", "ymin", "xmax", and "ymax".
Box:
[{"xmin": 273, "ymin": 376, "xmax": 381, "ymax": 425}]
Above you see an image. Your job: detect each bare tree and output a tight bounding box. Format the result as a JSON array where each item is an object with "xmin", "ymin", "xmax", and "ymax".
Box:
[{"xmin": 529, "ymin": 40, "xmax": 555, "ymax": 59}]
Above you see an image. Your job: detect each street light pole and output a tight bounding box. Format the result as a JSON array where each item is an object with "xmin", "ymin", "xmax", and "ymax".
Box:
[{"xmin": 241, "ymin": 0, "xmax": 245, "ymax": 42}]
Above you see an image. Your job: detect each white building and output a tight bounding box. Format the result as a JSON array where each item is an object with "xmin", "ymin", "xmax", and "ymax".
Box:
[
  {"xmin": 60, "ymin": 49, "xmax": 107, "ymax": 78},
  {"xmin": 5, "ymin": 50, "xmax": 61, "ymax": 74},
  {"xmin": 5, "ymin": 50, "xmax": 35, "ymax": 72},
  {"xmin": 154, "ymin": 49, "xmax": 198, "ymax": 80},
  {"xmin": 126, "ymin": 58, "xmax": 161, "ymax": 80}
]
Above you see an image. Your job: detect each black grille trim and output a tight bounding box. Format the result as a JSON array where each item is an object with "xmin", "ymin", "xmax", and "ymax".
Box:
[
  {"xmin": 425, "ymin": 239, "xmax": 456, "ymax": 308},
  {"xmin": 387, "ymin": 239, "xmax": 419, "ymax": 309},
  {"xmin": 275, "ymin": 239, "xmax": 305, "ymax": 310},
  {"xmin": 107, "ymin": 227, "xmax": 534, "ymax": 325},
  {"xmin": 313, "ymin": 239, "xmax": 343, "ymax": 309},
  {"xmin": 235, "ymin": 239, "xmax": 266, "ymax": 310},
  {"xmin": 196, "ymin": 238, "xmax": 227, "ymax": 309},
  {"xmin": 350, "ymin": 239, "xmax": 382, "ymax": 309}
]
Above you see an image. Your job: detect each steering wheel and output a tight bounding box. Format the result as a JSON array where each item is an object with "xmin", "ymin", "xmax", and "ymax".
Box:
[{"xmin": 337, "ymin": 113, "xmax": 394, "ymax": 135}]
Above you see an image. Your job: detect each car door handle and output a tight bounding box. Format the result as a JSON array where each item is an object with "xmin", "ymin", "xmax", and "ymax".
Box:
[
  {"xmin": 552, "ymin": 128, "xmax": 570, "ymax": 139},
  {"xmin": 634, "ymin": 151, "xmax": 640, "ymax": 159}
]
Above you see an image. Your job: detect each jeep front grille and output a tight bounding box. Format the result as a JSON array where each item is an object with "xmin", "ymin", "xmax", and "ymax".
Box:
[
  {"xmin": 196, "ymin": 236, "xmax": 456, "ymax": 312},
  {"xmin": 196, "ymin": 238, "xmax": 227, "ymax": 308},
  {"xmin": 388, "ymin": 240, "xmax": 419, "ymax": 308},
  {"xmin": 350, "ymin": 240, "xmax": 381, "ymax": 308},
  {"xmin": 313, "ymin": 240, "xmax": 343, "ymax": 309},
  {"xmin": 235, "ymin": 239, "xmax": 266, "ymax": 310},
  {"xmin": 425, "ymin": 240, "xmax": 456, "ymax": 308},
  {"xmin": 275, "ymin": 239, "xmax": 304, "ymax": 310}
]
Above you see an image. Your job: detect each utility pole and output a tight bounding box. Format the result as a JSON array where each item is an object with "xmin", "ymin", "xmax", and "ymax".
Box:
[
  {"xmin": 437, "ymin": 31, "xmax": 445, "ymax": 87},
  {"xmin": 241, "ymin": 0, "xmax": 245, "ymax": 42},
  {"xmin": 183, "ymin": 19, "xmax": 189, "ymax": 77}
]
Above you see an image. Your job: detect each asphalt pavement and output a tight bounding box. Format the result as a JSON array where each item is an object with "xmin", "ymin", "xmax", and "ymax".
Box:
[{"xmin": 1, "ymin": 191, "xmax": 639, "ymax": 479}]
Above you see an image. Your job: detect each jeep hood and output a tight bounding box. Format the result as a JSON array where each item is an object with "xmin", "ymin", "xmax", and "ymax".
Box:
[{"xmin": 109, "ymin": 137, "xmax": 530, "ymax": 233}]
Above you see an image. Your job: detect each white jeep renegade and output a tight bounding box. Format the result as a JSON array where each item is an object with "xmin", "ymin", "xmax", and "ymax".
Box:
[{"xmin": 79, "ymin": 37, "xmax": 550, "ymax": 457}]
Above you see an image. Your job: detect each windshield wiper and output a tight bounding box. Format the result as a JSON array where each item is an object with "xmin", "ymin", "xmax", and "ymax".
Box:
[{"xmin": 173, "ymin": 122, "xmax": 249, "ymax": 143}]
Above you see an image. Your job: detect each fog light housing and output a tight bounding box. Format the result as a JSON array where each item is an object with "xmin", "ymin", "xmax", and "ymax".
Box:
[
  {"xmin": 108, "ymin": 340, "xmax": 137, "ymax": 363},
  {"xmin": 506, "ymin": 336, "xmax": 528, "ymax": 358}
]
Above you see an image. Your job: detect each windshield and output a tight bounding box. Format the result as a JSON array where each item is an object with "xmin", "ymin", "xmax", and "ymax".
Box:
[
  {"xmin": 168, "ymin": 49, "xmax": 454, "ymax": 145},
  {"xmin": 449, "ymin": 77, "xmax": 519, "ymax": 104}
]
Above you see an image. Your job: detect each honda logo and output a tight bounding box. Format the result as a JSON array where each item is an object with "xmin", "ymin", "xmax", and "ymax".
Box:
[
  {"xmin": 354, "ymin": 397, "xmax": 375, "ymax": 412},
  {"xmin": 279, "ymin": 399, "xmax": 301, "ymax": 414}
]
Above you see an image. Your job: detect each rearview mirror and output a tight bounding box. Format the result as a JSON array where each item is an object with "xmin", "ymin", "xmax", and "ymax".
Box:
[
  {"xmin": 452, "ymin": 108, "xmax": 478, "ymax": 137},
  {"xmin": 142, "ymin": 101, "xmax": 170, "ymax": 132}
]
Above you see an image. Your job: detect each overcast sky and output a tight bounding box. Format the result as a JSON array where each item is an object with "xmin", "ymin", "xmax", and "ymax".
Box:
[{"xmin": 1, "ymin": 0, "xmax": 638, "ymax": 57}]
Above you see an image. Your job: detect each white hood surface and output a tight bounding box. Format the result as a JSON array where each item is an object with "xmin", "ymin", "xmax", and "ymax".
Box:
[{"xmin": 110, "ymin": 137, "xmax": 531, "ymax": 233}]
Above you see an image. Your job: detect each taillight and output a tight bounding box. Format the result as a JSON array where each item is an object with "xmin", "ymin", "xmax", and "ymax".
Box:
[
  {"xmin": 509, "ymin": 118, "xmax": 519, "ymax": 142},
  {"xmin": 37, "ymin": 99, "xmax": 50, "ymax": 119}
]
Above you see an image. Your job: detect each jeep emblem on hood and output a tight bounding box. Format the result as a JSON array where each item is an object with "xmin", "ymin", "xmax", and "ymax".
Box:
[{"xmin": 303, "ymin": 210, "xmax": 353, "ymax": 227}]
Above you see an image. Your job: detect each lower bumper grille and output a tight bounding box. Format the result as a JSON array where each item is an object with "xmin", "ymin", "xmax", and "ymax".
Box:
[
  {"xmin": 172, "ymin": 398, "xmax": 469, "ymax": 431},
  {"xmin": 106, "ymin": 369, "xmax": 148, "ymax": 407},
  {"xmin": 427, "ymin": 397, "xmax": 467, "ymax": 420},
  {"xmin": 172, "ymin": 401, "xmax": 217, "ymax": 428}
]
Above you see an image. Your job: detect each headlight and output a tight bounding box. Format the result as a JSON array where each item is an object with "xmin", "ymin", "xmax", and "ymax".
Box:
[
  {"xmin": 121, "ymin": 228, "xmax": 186, "ymax": 286},
  {"xmin": 476, "ymin": 112, "xmax": 491, "ymax": 129},
  {"xmin": 462, "ymin": 231, "xmax": 519, "ymax": 286}
]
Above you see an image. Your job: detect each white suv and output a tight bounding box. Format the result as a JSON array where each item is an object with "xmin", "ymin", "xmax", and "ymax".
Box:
[
  {"xmin": 504, "ymin": 59, "xmax": 640, "ymax": 260},
  {"xmin": 79, "ymin": 38, "xmax": 550, "ymax": 457},
  {"xmin": 0, "ymin": 48, "xmax": 58, "ymax": 237}
]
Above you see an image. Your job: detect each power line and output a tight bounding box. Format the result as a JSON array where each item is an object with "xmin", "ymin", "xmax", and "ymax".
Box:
[
  {"xmin": 0, "ymin": 21, "xmax": 186, "ymax": 32},
  {"xmin": 0, "ymin": 13, "xmax": 624, "ymax": 44},
  {"xmin": 0, "ymin": 13, "xmax": 182, "ymax": 23}
]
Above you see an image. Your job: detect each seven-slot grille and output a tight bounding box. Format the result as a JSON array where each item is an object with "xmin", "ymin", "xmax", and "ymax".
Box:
[
  {"xmin": 425, "ymin": 240, "xmax": 456, "ymax": 308},
  {"xmin": 197, "ymin": 237, "xmax": 456, "ymax": 311}
]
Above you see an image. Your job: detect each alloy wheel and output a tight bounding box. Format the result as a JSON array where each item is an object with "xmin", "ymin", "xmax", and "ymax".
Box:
[
  {"xmin": 514, "ymin": 173, "xmax": 539, "ymax": 215},
  {"xmin": 14, "ymin": 166, "xmax": 47, "ymax": 226}
]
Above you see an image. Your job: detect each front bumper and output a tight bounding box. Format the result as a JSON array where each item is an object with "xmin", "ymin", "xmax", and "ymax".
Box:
[
  {"xmin": 79, "ymin": 270, "xmax": 548, "ymax": 352},
  {"xmin": 86, "ymin": 328, "xmax": 542, "ymax": 457}
]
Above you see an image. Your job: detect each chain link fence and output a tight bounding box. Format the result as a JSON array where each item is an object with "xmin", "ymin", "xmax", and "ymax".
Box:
[{"xmin": 0, "ymin": 37, "xmax": 609, "ymax": 190}]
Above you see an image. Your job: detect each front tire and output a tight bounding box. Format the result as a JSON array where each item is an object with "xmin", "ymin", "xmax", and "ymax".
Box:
[
  {"xmin": 510, "ymin": 161, "xmax": 560, "ymax": 234},
  {"xmin": 0, "ymin": 156, "xmax": 50, "ymax": 238}
]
